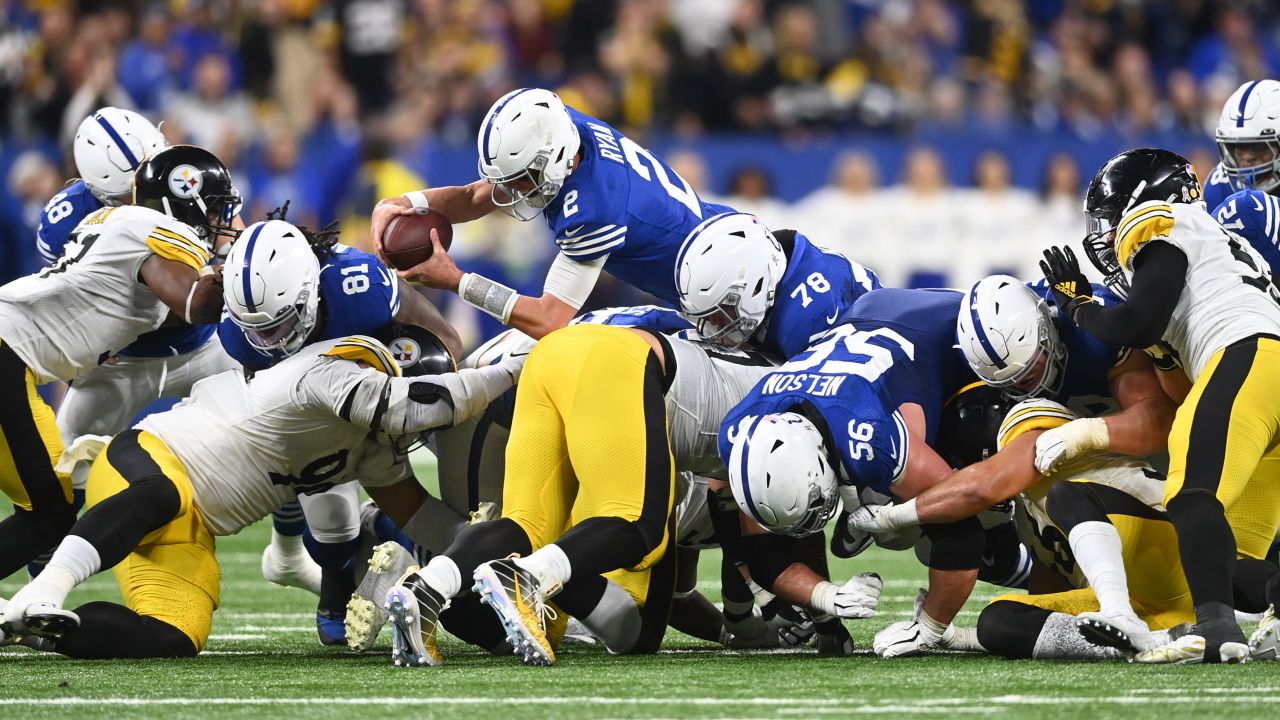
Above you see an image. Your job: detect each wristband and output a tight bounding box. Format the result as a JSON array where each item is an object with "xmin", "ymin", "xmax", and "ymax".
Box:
[
  {"xmin": 810, "ymin": 581, "xmax": 838, "ymax": 616},
  {"xmin": 458, "ymin": 272, "xmax": 518, "ymax": 324},
  {"xmin": 878, "ymin": 498, "xmax": 920, "ymax": 530},
  {"xmin": 402, "ymin": 191, "xmax": 430, "ymax": 213},
  {"xmin": 1075, "ymin": 416, "xmax": 1111, "ymax": 452}
]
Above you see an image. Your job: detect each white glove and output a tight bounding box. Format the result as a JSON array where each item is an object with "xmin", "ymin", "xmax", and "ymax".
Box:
[
  {"xmin": 495, "ymin": 337, "xmax": 534, "ymax": 382},
  {"xmin": 811, "ymin": 572, "xmax": 883, "ymax": 619},
  {"xmin": 847, "ymin": 500, "xmax": 918, "ymax": 534},
  {"xmin": 873, "ymin": 618, "xmax": 946, "ymax": 658},
  {"xmin": 1033, "ymin": 417, "xmax": 1108, "ymax": 475}
]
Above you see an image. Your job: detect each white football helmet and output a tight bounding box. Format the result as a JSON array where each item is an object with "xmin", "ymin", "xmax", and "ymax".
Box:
[
  {"xmin": 223, "ymin": 220, "xmax": 321, "ymax": 357},
  {"xmin": 675, "ymin": 213, "xmax": 787, "ymax": 348},
  {"xmin": 726, "ymin": 412, "xmax": 838, "ymax": 537},
  {"xmin": 477, "ymin": 88, "xmax": 581, "ymax": 221},
  {"xmin": 1216, "ymin": 79, "xmax": 1280, "ymax": 194},
  {"xmin": 956, "ymin": 275, "xmax": 1065, "ymax": 400},
  {"xmin": 73, "ymin": 107, "xmax": 168, "ymax": 205}
]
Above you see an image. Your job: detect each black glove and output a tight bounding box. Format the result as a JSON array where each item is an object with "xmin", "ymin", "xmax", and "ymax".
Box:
[
  {"xmin": 1039, "ymin": 246, "xmax": 1094, "ymax": 320},
  {"xmin": 813, "ymin": 617, "xmax": 856, "ymax": 655},
  {"xmin": 830, "ymin": 510, "xmax": 873, "ymax": 559},
  {"xmin": 760, "ymin": 598, "xmax": 816, "ymax": 647}
]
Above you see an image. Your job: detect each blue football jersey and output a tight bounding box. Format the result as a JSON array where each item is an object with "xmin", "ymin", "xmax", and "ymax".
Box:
[
  {"xmin": 1203, "ymin": 161, "xmax": 1240, "ymax": 214},
  {"xmin": 539, "ymin": 107, "xmax": 734, "ymax": 303},
  {"xmin": 763, "ymin": 230, "xmax": 880, "ymax": 358},
  {"xmin": 1028, "ymin": 280, "xmax": 1126, "ymax": 417},
  {"xmin": 720, "ymin": 288, "xmax": 975, "ymax": 494},
  {"xmin": 37, "ymin": 181, "xmax": 215, "ymax": 358},
  {"xmin": 573, "ymin": 305, "xmax": 695, "ymax": 334},
  {"xmin": 1214, "ymin": 189, "xmax": 1280, "ymax": 277},
  {"xmin": 36, "ymin": 181, "xmax": 101, "ymax": 264},
  {"xmin": 221, "ymin": 245, "xmax": 400, "ymax": 370}
]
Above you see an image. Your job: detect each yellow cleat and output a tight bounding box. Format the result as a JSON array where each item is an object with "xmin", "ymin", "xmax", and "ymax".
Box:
[
  {"xmin": 473, "ymin": 557, "xmax": 557, "ymax": 666},
  {"xmin": 1135, "ymin": 634, "xmax": 1249, "ymax": 664}
]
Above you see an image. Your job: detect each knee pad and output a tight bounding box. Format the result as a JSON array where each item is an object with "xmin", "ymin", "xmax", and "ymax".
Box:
[
  {"xmin": 298, "ymin": 485, "xmax": 361, "ymax": 544},
  {"xmin": 921, "ymin": 517, "xmax": 983, "ymax": 571},
  {"xmin": 1045, "ymin": 481, "xmax": 1106, "ymax": 533}
]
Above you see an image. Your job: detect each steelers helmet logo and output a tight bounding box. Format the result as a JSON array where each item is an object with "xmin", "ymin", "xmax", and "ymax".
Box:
[
  {"xmin": 390, "ymin": 337, "xmax": 420, "ymax": 367},
  {"xmin": 169, "ymin": 164, "xmax": 204, "ymax": 198}
]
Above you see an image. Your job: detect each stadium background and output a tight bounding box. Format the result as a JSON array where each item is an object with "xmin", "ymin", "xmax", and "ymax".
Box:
[{"xmin": 3, "ymin": 0, "xmax": 1276, "ymax": 352}]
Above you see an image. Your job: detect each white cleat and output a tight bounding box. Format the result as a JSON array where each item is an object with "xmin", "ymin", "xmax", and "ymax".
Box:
[
  {"xmin": 473, "ymin": 558, "xmax": 557, "ymax": 666},
  {"xmin": 261, "ymin": 542, "xmax": 322, "ymax": 596},
  {"xmin": 1134, "ymin": 634, "xmax": 1250, "ymax": 664},
  {"xmin": 346, "ymin": 542, "xmax": 417, "ymax": 652},
  {"xmin": 1077, "ymin": 611, "xmax": 1158, "ymax": 655},
  {"xmin": 385, "ymin": 583, "xmax": 445, "ymax": 667},
  {"xmin": 1248, "ymin": 605, "xmax": 1279, "ymax": 661}
]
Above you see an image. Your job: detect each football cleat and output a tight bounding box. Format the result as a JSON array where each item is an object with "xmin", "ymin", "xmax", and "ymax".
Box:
[
  {"xmin": 1076, "ymin": 611, "xmax": 1158, "ymax": 655},
  {"xmin": 473, "ymin": 558, "xmax": 557, "ymax": 666},
  {"xmin": 10, "ymin": 603, "xmax": 80, "ymax": 640},
  {"xmin": 1134, "ymin": 634, "xmax": 1250, "ymax": 664},
  {"xmin": 1248, "ymin": 604, "xmax": 1279, "ymax": 660},
  {"xmin": 385, "ymin": 578, "xmax": 446, "ymax": 667},
  {"xmin": 346, "ymin": 541, "xmax": 418, "ymax": 652},
  {"xmin": 261, "ymin": 542, "xmax": 322, "ymax": 596}
]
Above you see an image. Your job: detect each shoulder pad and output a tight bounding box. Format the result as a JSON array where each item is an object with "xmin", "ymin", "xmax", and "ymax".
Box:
[
  {"xmin": 996, "ymin": 398, "xmax": 1076, "ymax": 451},
  {"xmin": 321, "ymin": 336, "xmax": 403, "ymax": 377}
]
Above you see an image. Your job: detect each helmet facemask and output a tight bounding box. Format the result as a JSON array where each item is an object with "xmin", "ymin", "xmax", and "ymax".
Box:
[
  {"xmin": 231, "ymin": 279, "xmax": 319, "ymax": 357},
  {"xmin": 996, "ymin": 303, "xmax": 1066, "ymax": 401},
  {"xmin": 687, "ymin": 281, "xmax": 767, "ymax": 349},
  {"xmin": 1217, "ymin": 135, "xmax": 1280, "ymax": 194},
  {"xmin": 786, "ymin": 451, "xmax": 840, "ymax": 537},
  {"xmin": 480, "ymin": 150, "xmax": 564, "ymax": 221}
]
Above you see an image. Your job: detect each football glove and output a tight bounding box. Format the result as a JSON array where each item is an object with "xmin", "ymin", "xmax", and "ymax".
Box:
[
  {"xmin": 1039, "ymin": 246, "xmax": 1094, "ymax": 319},
  {"xmin": 847, "ymin": 501, "xmax": 918, "ymax": 534},
  {"xmin": 1033, "ymin": 417, "xmax": 1109, "ymax": 475},
  {"xmin": 830, "ymin": 509, "xmax": 874, "ymax": 559},
  {"xmin": 812, "ymin": 615, "xmax": 855, "ymax": 655},
  {"xmin": 761, "ymin": 598, "xmax": 816, "ymax": 647},
  {"xmin": 812, "ymin": 572, "xmax": 883, "ymax": 619},
  {"xmin": 722, "ymin": 607, "xmax": 771, "ymax": 648}
]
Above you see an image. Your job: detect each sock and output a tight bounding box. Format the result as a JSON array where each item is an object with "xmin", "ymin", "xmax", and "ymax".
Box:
[
  {"xmin": 516, "ymin": 543, "xmax": 573, "ymax": 590},
  {"xmin": 47, "ymin": 535, "xmax": 102, "ymax": 587},
  {"xmin": 1031, "ymin": 611, "xmax": 1124, "ymax": 661},
  {"xmin": 270, "ymin": 527, "xmax": 306, "ymax": 556},
  {"xmin": 272, "ymin": 502, "xmax": 306, "ymax": 536},
  {"xmin": 1067, "ymin": 521, "xmax": 1134, "ymax": 618},
  {"xmin": 419, "ymin": 555, "xmax": 462, "ymax": 598}
]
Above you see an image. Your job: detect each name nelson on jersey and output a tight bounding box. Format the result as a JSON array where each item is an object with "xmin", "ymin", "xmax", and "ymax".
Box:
[{"xmin": 759, "ymin": 371, "xmax": 847, "ymax": 397}]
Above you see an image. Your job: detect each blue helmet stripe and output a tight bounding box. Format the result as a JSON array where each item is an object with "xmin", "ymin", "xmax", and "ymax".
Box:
[
  {"xmin": 1238, "ymin": 80, "xmax": 1262, "ymax": 128},
  {"xmin": 94, "ymin": 113, "xmax": 139, "ymax": 168},
  {"xmin": 481, "ymin": 88, "xmax": 533, "ymax": 164},
  {"xmin": 968, "ymin": 283, "xmax": 1006, "ymax": 369},
  {"xmin": 240, "ymin": 222, "xmax": 267, "ymax": 313},
  {"xmin": 736, "ymin": 416, "xmax": 763, "ymax": 522}
]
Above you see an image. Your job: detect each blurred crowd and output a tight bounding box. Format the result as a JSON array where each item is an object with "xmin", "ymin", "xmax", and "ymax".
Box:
[{"xmin": 1, "ymin": 0, "xmax": 1275, "ymax": 343}]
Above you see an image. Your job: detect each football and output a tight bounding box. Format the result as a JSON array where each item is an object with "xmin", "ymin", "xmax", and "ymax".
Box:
[{"xmin": 382, "ymin": 209, "xmax": 454, "ymax": 271}]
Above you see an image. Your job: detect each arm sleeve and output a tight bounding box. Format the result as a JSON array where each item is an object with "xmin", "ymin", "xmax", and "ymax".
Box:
[
  {"xmin": 543, "ymin": 252, "xmax": 607, "ymax": 309},
  {"xmin": 1072, "ymin": 241, "xmax": 1187, "ymax": 349},
  {"xmin": 554, "ymin": 222, "xmax": 628, "ymax": 260},
  {"xmin": 335, "ymin": 362, "xmax": 519, "ymax": 435}
]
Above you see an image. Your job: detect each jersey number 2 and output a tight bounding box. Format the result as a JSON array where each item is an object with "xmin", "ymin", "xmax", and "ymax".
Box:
[{"xmin": 620, "ymin": 137, "xmax": 702, "ymax": 218}]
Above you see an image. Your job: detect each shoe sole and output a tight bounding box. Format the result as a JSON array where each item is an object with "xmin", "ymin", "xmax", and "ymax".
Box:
[
  {"xmin": 23, "ymin": 609, "xmax": 80, "ymax": 640},
  {"xmin": 345, "ymin": 543, "xmax": 410, "ymax": 652},
  {"xmin": 473, "ymin": 566, "xmax": 554, "ymax": 666},
  {"xmin": 1077, "ymin": 617, "xmax": 1138, "ymax": 657},
  {"xmin": 1249, "ymin": 621, "xmax": 1278, "ymax": 660},
  {"xmin": 385, "ymin": 587, "xmax": 439, "ymax": 667}
]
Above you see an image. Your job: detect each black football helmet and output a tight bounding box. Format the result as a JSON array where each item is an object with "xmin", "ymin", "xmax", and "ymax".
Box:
[
  {"xmin": 133, "ymin": 144, "xmax": 241, "ymax": 241},
  {"xmin": 1082, "ymin": 148, "xmax": 1201, "ymax": 294},
  {"xmin": 382, "ymin": 323, "xmax": 457, "ymax": 455},
  {"xmin": 934, "ymin": 383, "xmax": 1013, "ymax": 470}
]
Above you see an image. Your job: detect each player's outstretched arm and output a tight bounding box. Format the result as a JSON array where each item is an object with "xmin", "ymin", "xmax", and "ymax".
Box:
[
  {"xmin": 140, "ymin": 255, "xmax": 223, "ymax": 325},
  {"xmin": 371, "ymin": 181, "xmax": 495, "ymax": 259},
  {"xmin": 1042, "ymin": 243, "xmax": 1187, "ymax": 347},
  {"xmin": 1101, "ymin": 350, "xmax": 1177, "ymax": 456}
]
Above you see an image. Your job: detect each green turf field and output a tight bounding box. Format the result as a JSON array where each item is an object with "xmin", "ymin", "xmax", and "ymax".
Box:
[{"xmin": 2, "ymin": 457, "xmax": 1275, "ymax": 720}]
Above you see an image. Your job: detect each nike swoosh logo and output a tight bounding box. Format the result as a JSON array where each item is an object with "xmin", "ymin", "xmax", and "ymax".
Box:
[
  {"xmin": 826, "ymin": 311, "xmax": 839, "ymax": 324},
  {"xmin": 562, "ymin": 226, "xmax": 586, "ymax": 238}
]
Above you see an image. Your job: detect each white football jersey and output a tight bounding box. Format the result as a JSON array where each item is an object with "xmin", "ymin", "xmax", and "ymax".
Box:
[
  {"xmin": 1117, "ymin": 200, "xmax": 1280, "ymax": 380},
  {"xmin": 139, "ymin": 335, "xmax": 518, "ymax": 536},
  {"xmin": 665, "ymin": 338, "xmax": 778, "ymax": 476},
  {"xmin": 0, "ymin": 205, "xmax": 211, "ymax": 383},
  {"xmin": 997, "ymin": 399, "xmax": 1165, "ymax": 588}
]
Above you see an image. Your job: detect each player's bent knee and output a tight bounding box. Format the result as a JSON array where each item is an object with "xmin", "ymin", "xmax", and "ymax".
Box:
[
  {"xmin": 1045, "ymin": 481, "xmax": 1107, "ymax": 533},
  {"xmin": 921, "ymin": 517, "xmax": 983, "ymax": 570},
  {"xmin": 976, "ymin": 600, "xmax": 1047, "ymax": 660}
]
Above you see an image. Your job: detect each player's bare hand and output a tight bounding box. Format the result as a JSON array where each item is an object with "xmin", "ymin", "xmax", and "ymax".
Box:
[
  {"xmin": 371, "ymin": 196, "xmax": 415, "ymax": 262},
  {"xmin": 397, "ymin": 229, "xmax": 464, "ymax": 291}
]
